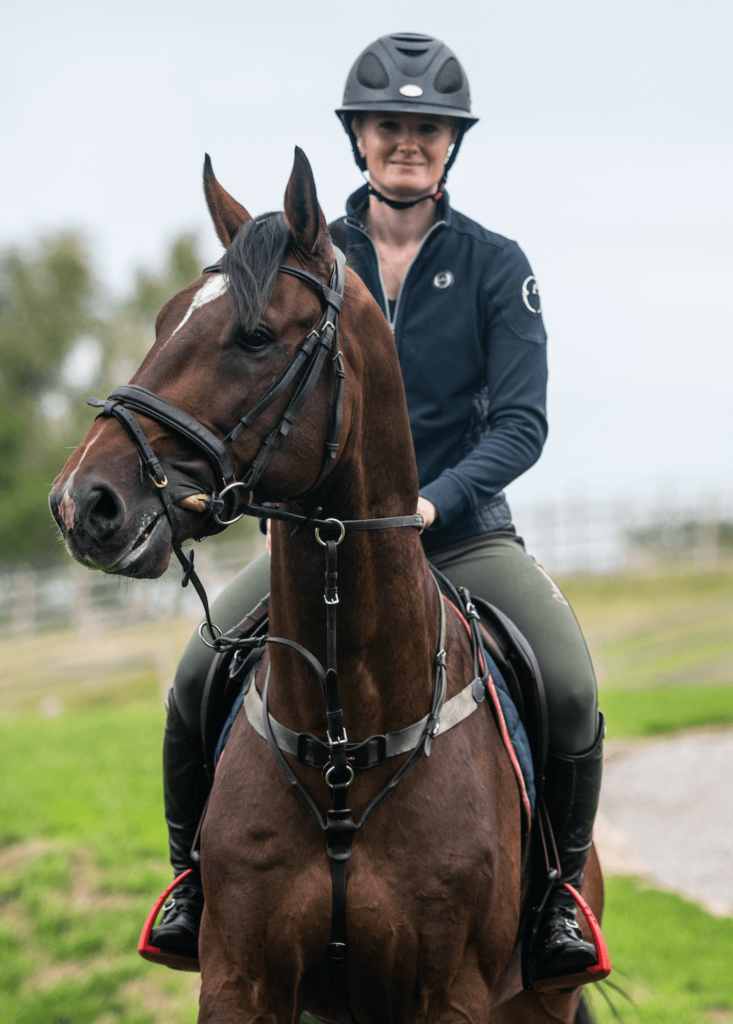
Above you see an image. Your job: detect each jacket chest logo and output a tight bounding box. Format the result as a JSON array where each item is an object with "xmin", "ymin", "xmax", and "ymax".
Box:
[{"xmin": 433, "ymin": 271, "xmax": 454, "ymax": 290}]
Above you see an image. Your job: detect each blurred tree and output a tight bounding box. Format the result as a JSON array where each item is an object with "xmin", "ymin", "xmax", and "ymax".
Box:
[
  {"xmin": 0, "ymin": 234, "xmax": 202, "ymax": 565},
  {"xmin": 0, "ymin": 236, "xmax": 94, "ymax": 563}
]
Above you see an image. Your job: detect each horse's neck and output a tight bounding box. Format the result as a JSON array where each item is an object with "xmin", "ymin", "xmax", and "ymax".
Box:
[{"xmin": 267, "ymin": 460, "xmax": 438, "ymax": 739}]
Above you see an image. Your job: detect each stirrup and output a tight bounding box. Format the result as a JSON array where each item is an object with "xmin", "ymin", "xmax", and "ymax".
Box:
[
  {"xmin": 138, "ymin": 868, "xmax": 201, "ymax": 972},
  {"xmin": 526, "ymin": 881, "xmax": 611, "ymax": 993}
]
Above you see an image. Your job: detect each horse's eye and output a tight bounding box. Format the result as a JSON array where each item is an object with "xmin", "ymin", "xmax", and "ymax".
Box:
[{"xmin": 239, "ymin": 327, "xmax": 272, "ymax": 352}]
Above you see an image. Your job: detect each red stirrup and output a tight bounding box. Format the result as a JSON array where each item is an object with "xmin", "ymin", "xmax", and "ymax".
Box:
[
  {"xmin": 530, "ymin": 882, "xmax": 612, "ymax": 993},
  {"xmin": 137, "ymin": 868, "xmax": 201, "ymax": 972}
]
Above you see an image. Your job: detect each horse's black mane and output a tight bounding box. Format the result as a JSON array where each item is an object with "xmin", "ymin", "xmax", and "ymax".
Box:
[{"xmin": 221, "ymin": 212, "xmax": 292, "ymax": 332}]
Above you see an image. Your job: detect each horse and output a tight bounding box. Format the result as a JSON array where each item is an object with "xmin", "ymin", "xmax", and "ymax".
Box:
[{"xmin": 49, "ymin": 148, "xmax": 603, "ymax": 1023}]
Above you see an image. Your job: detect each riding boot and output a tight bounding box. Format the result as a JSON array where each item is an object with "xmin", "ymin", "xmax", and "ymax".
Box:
[
  {"xmin": 149, "ymin": 690, "xmax": 210, "ymax": 959},
  {"xmin": 534, "ymin": 713, "xmax": 605, "ymax": 979}
]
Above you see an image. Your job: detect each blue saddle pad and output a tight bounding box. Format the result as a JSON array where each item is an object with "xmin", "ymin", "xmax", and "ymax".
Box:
[{"xmin": 485, "ymin": 652, "xmax": 536, "ymax": 812}]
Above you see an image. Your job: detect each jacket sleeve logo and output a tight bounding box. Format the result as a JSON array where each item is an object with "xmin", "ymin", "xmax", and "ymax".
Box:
[{"xmin": 522, "ymin": 275, "xmax": 541, "ymax": 313}]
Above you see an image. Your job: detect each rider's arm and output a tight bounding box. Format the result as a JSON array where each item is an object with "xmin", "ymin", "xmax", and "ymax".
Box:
[{"xmin": 418, "ymin": 243, "xmax": 548, "ymax": 529}]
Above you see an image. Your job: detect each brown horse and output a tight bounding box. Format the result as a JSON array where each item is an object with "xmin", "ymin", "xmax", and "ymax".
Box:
[{"xmin": 49, "ymin": 150, "xmax": 603, "ymax": 1023}]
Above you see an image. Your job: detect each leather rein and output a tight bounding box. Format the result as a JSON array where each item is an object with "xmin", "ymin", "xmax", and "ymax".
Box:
[{"xmin": 86, "ymin": 245, "xmax": 491, "ymax": 1024}]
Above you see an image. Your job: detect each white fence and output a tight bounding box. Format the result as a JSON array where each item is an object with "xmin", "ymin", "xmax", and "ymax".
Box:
[
  {"xmin": 2, "ymin": 496, "xmax": 732, "ymax": 637},
  {"xmin": 0, "ymin": 529, "xmax": 265, "ymax": 638},
  {"xmin": 512, "ymin": 493, "xmax": 733, "ymax": 576}
]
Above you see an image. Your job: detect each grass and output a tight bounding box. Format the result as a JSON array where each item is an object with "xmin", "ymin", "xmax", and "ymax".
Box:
[
  {"xmin": 586, "ymin": 877, "xmax": 733, "ymax": 1024},
  {"xmin": 561, "ymin": 570, "xmax": 733, "ymax": 691},
  {"xmin": 599, "ymin": 683, "xmax": 733, "ymax": 738},
  {"xmin": 559, "ymin": 569, "xmax": 733, "ymax": 739},
  {"xmin": 0, "ymin": 697, "xmax": 199, "ymax": 1024}
]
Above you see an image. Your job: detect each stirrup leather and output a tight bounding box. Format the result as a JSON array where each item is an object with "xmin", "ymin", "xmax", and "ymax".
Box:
[{"xmin": 138, "ymin": 868, "xmax": 201, "ymax": 972}]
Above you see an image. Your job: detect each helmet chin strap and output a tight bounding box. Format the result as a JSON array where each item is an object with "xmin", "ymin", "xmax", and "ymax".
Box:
[{"xmin": 363, "ymin": 174, "xmax": 446, "ymax": 211}]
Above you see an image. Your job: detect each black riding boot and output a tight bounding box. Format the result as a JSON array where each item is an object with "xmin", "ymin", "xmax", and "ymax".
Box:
[
  {"xmin": 149, "ymin": 690, "xmax": 210, "ymax": 958},
  {"xmin": 534, "ymin": 714, "xmax": 604, "ymax": 978}
]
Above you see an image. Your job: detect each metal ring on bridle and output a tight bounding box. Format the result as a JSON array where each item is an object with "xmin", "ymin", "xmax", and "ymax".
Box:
[
  {"xmin": 198, "ymin": 621, "xmax": 224, "ymax": 648},
  {"xmin": 213, "ymin": 483, "xmax": 254, "ymax": 526},
  {"xmin": 324, "ymin": 763, "xmax": 355, "ymax": 789},
  {"xmin": 314, "ymin": 518, "xmax": 346, "ymax": 547}
]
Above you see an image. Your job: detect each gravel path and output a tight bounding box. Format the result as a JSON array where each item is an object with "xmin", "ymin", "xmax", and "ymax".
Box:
[{"xmin": 594, "ymin": 727, "xmax": 733, "ymax": 915}]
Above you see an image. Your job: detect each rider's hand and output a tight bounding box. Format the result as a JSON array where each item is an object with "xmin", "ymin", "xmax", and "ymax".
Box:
[{"xmin": 417, "ymin": 496, "xmax": 437, "ymax": 531}]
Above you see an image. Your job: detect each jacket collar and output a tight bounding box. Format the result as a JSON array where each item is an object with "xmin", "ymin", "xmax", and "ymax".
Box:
[{"xmin": 345, "ymin": 183, "xmax": 452, "ymax": 228}]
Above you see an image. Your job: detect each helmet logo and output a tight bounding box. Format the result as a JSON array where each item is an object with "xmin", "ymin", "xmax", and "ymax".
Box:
[
  {"xmin": 522, "ymin": 275, "xmax": 541, "ymax": 313},
  {"xmin": 433, "ymin": 271, "xmax": 453, "ymax": 290},
  {"xmin": 399, "ymin": 84, "xmax": 424, "ymax": 97}
]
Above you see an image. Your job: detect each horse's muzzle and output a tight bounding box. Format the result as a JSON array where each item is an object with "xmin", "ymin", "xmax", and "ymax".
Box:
[{"xmin": 49, "ymin": 477, "xmax": 174, "ymax": 578}]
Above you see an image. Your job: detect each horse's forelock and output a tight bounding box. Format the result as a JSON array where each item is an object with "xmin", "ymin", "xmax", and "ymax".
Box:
[{"xmin": 221, "ymin": 212, "xmax": 292, "ymax": 333}]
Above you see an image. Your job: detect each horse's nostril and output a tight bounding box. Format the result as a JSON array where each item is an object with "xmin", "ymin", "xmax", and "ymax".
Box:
[
  {"xmin": 87, "ymin": 483, "xmax": 125, "ymax": 537},
  {"xmin": 92, "ymin": 488, "xmax": 119, "ymax": 520}
]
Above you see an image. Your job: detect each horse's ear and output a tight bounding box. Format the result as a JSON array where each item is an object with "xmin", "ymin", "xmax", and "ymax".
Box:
[
  {"xmin": 283, "ymin": 147, "xmax": 329, "ymax": 255},
  {"xmin": 203, "ymin": 154, "xmax": 252, "ymax": 248}
]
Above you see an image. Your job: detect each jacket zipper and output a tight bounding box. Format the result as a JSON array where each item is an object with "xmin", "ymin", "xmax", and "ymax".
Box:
[{"xmin": 348, "ymin": 219, "xmax": 445, "ymax": 333}]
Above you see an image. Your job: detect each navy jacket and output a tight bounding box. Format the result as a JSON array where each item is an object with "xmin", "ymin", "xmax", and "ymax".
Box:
[{"xmin": 331, "ymin": 185, "xmax": 548, "ymax": 554}]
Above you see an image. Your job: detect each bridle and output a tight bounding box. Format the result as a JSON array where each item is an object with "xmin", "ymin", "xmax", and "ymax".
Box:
[
  {"xmin": 88, "ymin": 247, "xmax": 350, "ymax": 539},
  {"xmin": 87, "ymin": 242, "xmax": 491, "ymax": 1024},
  {"xmin": 87, "ymin": 245, "xmax": 418, "ymax": 631}
]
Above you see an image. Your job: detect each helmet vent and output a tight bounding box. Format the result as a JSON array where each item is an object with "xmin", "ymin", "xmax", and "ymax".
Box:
[
  {"xmin": 390, "ymin": 33, "xmax": 433, "ymax": 43},
  {"xmin": 396, "ymin": 47, "xmax": 429, "ymax": 57},
  {"xmin": 357, "ymin": 52, "xmax": 389, "ymax": 90},
  {"xmin": 434, "ymin": 57, "xmax": 463, "ymax": 94}
]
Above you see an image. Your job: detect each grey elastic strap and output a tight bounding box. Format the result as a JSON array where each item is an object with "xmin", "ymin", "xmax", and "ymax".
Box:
[{"xmin": 242, "ymin": 666, "xmax": 484, "ymax": 759}]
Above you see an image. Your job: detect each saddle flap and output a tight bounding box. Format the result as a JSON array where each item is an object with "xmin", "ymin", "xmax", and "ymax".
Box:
[
  {"xmin": 201, "ymin": 595, "xmax": 270, "ymax": 780},
  {"xmin": 472, "ymin": 595, "xmax": 549, "ymax": 796}
]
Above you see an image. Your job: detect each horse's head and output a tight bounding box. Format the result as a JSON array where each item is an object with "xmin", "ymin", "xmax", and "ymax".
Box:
[{"xmin": 49, "ymin": 148, "xmax": 405, "ymax": 579}]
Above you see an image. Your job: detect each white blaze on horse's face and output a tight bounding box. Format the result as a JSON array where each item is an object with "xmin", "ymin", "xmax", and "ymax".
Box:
[{"xmin": 165, "ymin": 274, "xmax": 229, "ymax": 345}]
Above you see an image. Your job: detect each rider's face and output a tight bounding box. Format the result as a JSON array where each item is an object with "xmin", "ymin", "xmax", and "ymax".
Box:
[{"xmin": 354, "ymin": 113, "xmax": 457, "ymax": 199}]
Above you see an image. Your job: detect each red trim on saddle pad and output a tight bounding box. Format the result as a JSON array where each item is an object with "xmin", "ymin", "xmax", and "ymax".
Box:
[
  {"xmin": 137, "ymin": 868, "xmax": 201, "ymax": 972},
  {"xmin": 530, "ymin": 882, "xmax": 612, "ymax": 993},
  {"xmin": 485, "ymin": 673, "xmax": 533, "ymax": 826},
  {"xmin": 443, "ymin": 596, "xmax": 532, "ymax": 826}
]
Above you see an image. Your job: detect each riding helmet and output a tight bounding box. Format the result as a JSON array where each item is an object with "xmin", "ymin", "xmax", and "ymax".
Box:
[{"xmin": 336, "ymin": 33, "xmax": 479, "ymax": 175}]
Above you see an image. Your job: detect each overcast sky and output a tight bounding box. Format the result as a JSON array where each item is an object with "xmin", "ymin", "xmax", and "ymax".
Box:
[{"xmin": 3, "ymin": 0, "xmax": 731, "ymax": 510}]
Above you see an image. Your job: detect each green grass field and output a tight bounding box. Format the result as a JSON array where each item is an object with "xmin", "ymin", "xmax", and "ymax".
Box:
[
  {"xmin": 1, "ymin": 568, "xmax": 732, "ymax": 1022},
  {"xmin": 563, "ymin": 570, "xmax": 733, "ymax": 740},
  {"xmin": 0, "ymin": 700, "xmax": 198, "ymax": 1024}
]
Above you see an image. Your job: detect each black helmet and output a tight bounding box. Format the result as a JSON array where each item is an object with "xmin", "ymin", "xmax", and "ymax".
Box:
[{"xmin": 336, "ymin": 33, "xmax": 478, "ymax": 175}]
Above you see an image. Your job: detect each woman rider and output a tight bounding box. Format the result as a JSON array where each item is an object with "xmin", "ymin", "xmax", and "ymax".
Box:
[{"xmin": 151, "ymin": 32, "xmax": 605, "ymax": 984}]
